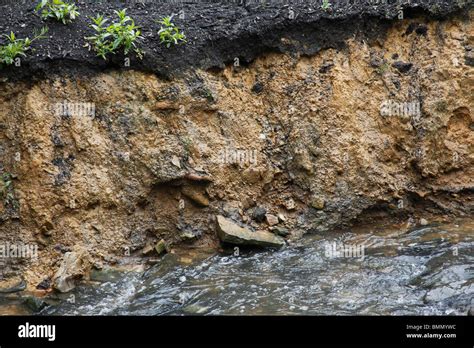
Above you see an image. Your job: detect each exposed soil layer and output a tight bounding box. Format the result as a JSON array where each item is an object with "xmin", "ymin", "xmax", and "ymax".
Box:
[
  {"xmin": 0, "ymin": 0, "xmax": 472, "ymax": 80},
  {"xmin": 0, "ymin": 1, "xmax": 472, "ymax": 292}
]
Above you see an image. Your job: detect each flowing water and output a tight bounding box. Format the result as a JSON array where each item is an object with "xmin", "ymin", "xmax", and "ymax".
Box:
[{"xmin": 3, "ymin": 219, "xmax": 474, "ymax": 315}]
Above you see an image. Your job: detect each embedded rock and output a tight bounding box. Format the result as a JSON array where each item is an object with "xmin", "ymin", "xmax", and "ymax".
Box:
[
  {"xmin": 216, "ymin": 215, "xmax": 285, "ymax": 248},
  {"xmin": 52, "ymin": 247, "xmax": 91, "ymax": 293}
]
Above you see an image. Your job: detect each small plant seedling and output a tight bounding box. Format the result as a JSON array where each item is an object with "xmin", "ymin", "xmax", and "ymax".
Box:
[
  {"xmin": 36, "ymin": 0, "xmax": 79, "ymax": 24},
  {"xmin": 0, "ymin": 27, "xmax": 48, "ymax": 67},
  {"xmin": 157, "ymin": 15, "xmax": 186, "ymax": 48},
  {"xmin": 85, "ymin": 9, "xmax": 144, "ymax": 60},
  {"xmin": 322, "ymin": 0, "xmax": 332, "ymax": 11}
]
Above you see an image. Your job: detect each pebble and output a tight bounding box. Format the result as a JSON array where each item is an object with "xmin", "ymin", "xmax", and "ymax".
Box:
[
  {"xmin": 266, "ymin": 214, "xmax": 279, "ymax": 226},
  {"xmin": 284, "ymin": 199, "xmax": 296, "ymax": 210}
]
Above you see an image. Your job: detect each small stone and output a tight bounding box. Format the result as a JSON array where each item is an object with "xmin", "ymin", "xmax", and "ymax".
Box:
[
  {"xmin": 450, "ymin": 32, "xmax": 464, "ymax": 41},
  {"xmin": 278, "ymin": 213, "xmax": 286, "ymax": 222},
  {"xmin": 182, "ymin": 186, "xmax": 209, "ymax": 207},
  {"xmin": 141, "ymin": 244, "xmax": 154, "ymax": 256},
  {"xmin": 23, "ymin": 297, "xmax": 48, "ymax": 313},
  {"xmin": 36, "ymin": 278, "xmax": 51, "ymax": 290},
  {"xmin": 251, "ymin": 82, "xmax": 264, "ymax": 94},
  {"xmin": 155, "ymin": 101, "xmax": 178, "ymax": 110},
  {"xmin": 171, "ymin": 155, "xmax": 181, "ymax": 168},
  {"xmin": 415, "ymin": 25, "xmax": 428, "ymax": 36},
  {"xmin": 155, "ymin": 239, "xmax": 168, "ymax": 255},
  {"xmin": 180, "ymin": 231, "xmax": 196, "ymax": 240},
  {"xmin": 319, "ymin": 62, "xmax": 334, "ymax": 73},
  {"xmin": 392, "ymin": 61, "xmax": 413, "ymax": 74},
  {"xmin": 465, "ymin": 50, "xmax": 474, "ymax": 67},
  {"xmin": 284, "ymin": 199, "xmax": 295, "ymax": 210},
  {"xmin": 272, "ymin": 226, "xmax": 290, "ymax": 237},
  {"xmin": 370, "ymin": 55, "xmax": 383, "ymax": 68},
  {"xmin": 179, "ymin": 276, "xmax": 186, "ymax": 282},
  {"xmin": 311, "ymin": 197, "xmax": 325, "ymax": 210},
  {"xmin": 420, "ymin": 218, "xmax": 429, "ymax": 226},
  {"xmin": 41, "ymin": 220, "xmax": 54, "ymax": 236},
  {"xmin": 252, "ymin": 206, "xmax": 267, "ymax": 223},
  {"xmin": 265, "ymin": 214, "xmax": 279, "ymax": 226}
]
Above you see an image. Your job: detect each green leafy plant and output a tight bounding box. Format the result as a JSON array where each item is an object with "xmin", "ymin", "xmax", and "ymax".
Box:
[
  {"xmin": 0, "ymin": 27, "xmax": 48, "ymax": 67},
  {"xmin": 321, "ymin": 0, "xmax": 332, "ymax": 11},
  {"xmin": 85, "ymin": 9, "xmax": 143, "ymax": 60},
  {"xmin": 157, "ymin": 15, "xmax": 186, "ymax": 48},
  {"xmin": 0, "ymin": 172, "xmax": 15, "ymax": 205},
  {"xmin": 35, "ymin": 0, "xmax": 79, "ymax": 24}
]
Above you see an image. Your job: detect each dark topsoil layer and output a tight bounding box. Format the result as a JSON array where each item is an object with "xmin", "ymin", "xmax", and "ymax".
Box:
[{"xmin": 0, "ymin": 0, "xmax": 471, "ymax": 81}]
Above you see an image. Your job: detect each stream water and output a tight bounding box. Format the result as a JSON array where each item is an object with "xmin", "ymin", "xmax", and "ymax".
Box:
[{"xmin": 2, "ymin": 219, "xmax": 474, "ymax": 315}]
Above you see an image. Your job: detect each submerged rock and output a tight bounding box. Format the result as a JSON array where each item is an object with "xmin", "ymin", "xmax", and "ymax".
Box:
[
  {"xmin": 89, "ymin": 268, "xmax": 124, "ymax": 283},
  {"xmin": 216, "ymin": 215, "xmax": 285, "ymax": 248},
  {"xmin": 183, "ymin": 304, "xmax": 209, "ymax": 314}
]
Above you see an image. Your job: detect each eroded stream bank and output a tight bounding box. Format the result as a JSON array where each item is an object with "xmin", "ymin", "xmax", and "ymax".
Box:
[
  {"xmin": 1, "ymin": 218, "xmax": 473, "ymax": 315},
  {"xmin": 0, "ymin": 7, "xmax": 473, "ymax": 297}
]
